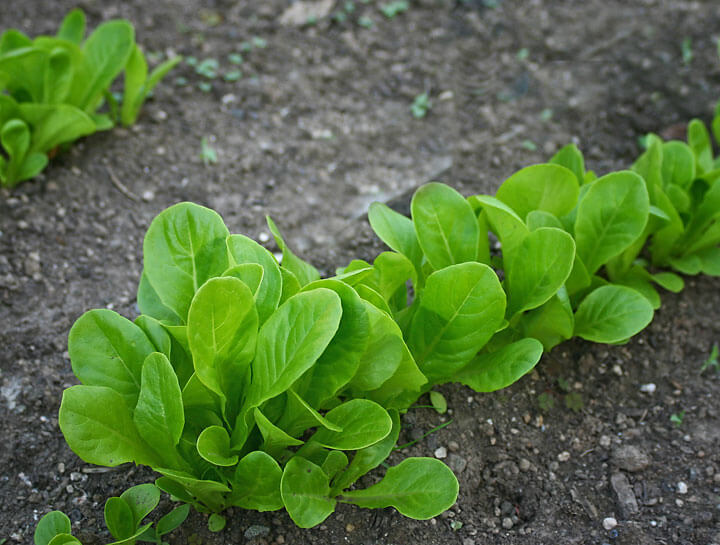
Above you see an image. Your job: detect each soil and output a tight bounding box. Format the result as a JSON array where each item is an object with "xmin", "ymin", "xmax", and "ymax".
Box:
[{"xmin": 1, "ymin": 1, "xmax": 720, "ymax": 544}]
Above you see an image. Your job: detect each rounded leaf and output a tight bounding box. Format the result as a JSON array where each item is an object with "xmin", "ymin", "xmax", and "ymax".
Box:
[
  {"xmin": 574, "ymin": 285, "xmax": 654, "ymax": 343},
  {"xmin": 496, "ymin": 164, "xmax": 579, "ymax": 219}
]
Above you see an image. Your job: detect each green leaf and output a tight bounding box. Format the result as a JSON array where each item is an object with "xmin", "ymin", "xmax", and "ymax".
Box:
[
  {"xmin": 297, "ymin": 279, "xmax": 369, "ymax": 407},
  {"xmin": 368, "ymin": 202, "xmax": 423, "ymax": 275},
  {"xmin": 526, "ymin": 210, "xmax": 564, "ymax": 231},
  {"xmin": 59, "ymin": 385, "xmax": 160, "ymax": 467},
  {"xmin": 661, "ymin": 140, "xmax": 696, "ymax": 189},
  {"xmin": 281, "ymin": 457, "xmax": 336, "ymax": 528},
  {"xmin": 143, "ymin": 202, "xmax": 230, "ymax": 322},
  {"xmin": 495, "ymin": 164, "xmax": 579, "ymax": 219},
  {"xmin": 409, "ymin": 262, "xmax": 506, "ymax": 383},
  {"xmin": 468, "ymin": 195, "xmax": 529, "ymax": 257},
  {"xmin": 518, "ymin": 290, "xmax": 574, "ymax": 351},
  {"xmin": 574, "ymin": 285, "xmax": 654, "ymax": 343},
  {"xmin": 46, "ymin": 535, "xmax": 81, "ymax": 545},
  {"xmin": 650, "ymin": 271, "xmax": 684, "ymax": 292},
  {"xmin": 429, "ymin": 391, "xmax": 447, "ymax": 414},
  {"xmin": 70, "ymin": 20, "xmax": 134, "ymax": 111},
  {"xmin": 453, "ymin": 338, "xmax": 543, "ymax": 392},
  {"xmin": 347, "ymin": 301, "xmax": 405, "ymax": 392},
  {"xmin": 18, "ymin": 104, "xmax": 96, "ymax": 152},
  {"xmin": 505, "ymin": 227, "xmax": 575, "ymax": 316},
  {"xmin": 133, "ymin": 353, "xmax": 184, "ymax": 466},
  {"xmin": 0, "ymin": 29, "xmax": 31, "ymax": 53},
  {"xmin": 574, "ymin": 171, "xmax": 650, "ymax": 275},
  {"xmin": 223, "ymin": 263, "xmax": 263, "ymax": 294},
  {"xmin": 196, "ymin": 425, "xmax": 238, "ymax": 466},
  {"xmin": 549, "ymin": 143, "xmax": 585, "ymax": 186},
  {"xmin": 254, "ymin": 407, "xmax": 304, "ymax": 457},
  {"xmin": 57, "ymin": 9, "xmax": 86, "ymax": 44},
  {"xmin": 276, "ymin": 389, "xmax": 343, "ymax": 438},
  {"xmin": 230, "ymin": 451, "xmax": 283, "ymax": 511},
  {"xmin": 34, "ymin": 511, "xmax": 72, "ymax": 545},
  {"xmin": 1, "ymin": 118, "xmax": 30, "ymax": 186},
  {"xmin": 137, "ymin": 272, "xmax": 183, "ymax": 324},
  {"xmin": 188, "ymin": 277, "xmax": 258, "ymax": 408},
  {"xmin": 119, "ymin": 483, "xmax": 160, "ymax": 528},
  {"xmin": 688, "ymin": 119, "xmax": 713, "ymax": 174},
  {"xmin": 279, "ymin": 267, "xmax": 301, "ymax": 304},
  {"xmin": 331, "ymin": 410, "xmax": 400, "ymax": 493},
  {"xmin": 153, "ymin": 469, "xmax": 230, "ymax": 513},
  {"xmin": 155, "ymin": 504, "xmax": 190, "ymax": 536},
  {"xmin": 340, "ymin": 458, "xmax": 458, "ymax": 520},
  {"xmin": 208, "ymin": 514, "xmax": 226, "ymax": 532},
  {"xmin": 311, "ymin": 399, "xmax": 392, "ymax": 450},
  {"xmin": 43, "ymin": 47, "xmax": 74, "ymax": 103},
  {"xmin": 68, "ymin": 309, "xmax": 154, "ymax": 407},
  {"xmin": 226, "ymin": 234, "xmax": 282, "ymax": 324},
  {"xmin": 245, "ymin": 288, "xmax": 342, "ymax": 408},
  {"xmin": 411, "ymin": 182, "xmax": 480, "ymax": 270},
  {"xmin": 120, "ymin": 44, "xmax": 147, "ymax": 126},
  {"xmin": 267, "ymin": 216, "xmax": 320, "ymax": 287},
  {"xmin": 104, "ymin": 497, "xmax": 135, "ymax": 540}
]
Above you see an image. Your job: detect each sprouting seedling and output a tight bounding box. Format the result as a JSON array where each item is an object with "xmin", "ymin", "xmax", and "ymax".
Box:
[
  {"xmin": 429, "ymin": 391, "xmax": 448, "ymax": 414},
  {"xmin": 701, "ymin": 343, "xmax": 719, "ymax": 372},
  {"xmin": 200, "ymin": 137, "xmax": 218, "ymax": 165},
  {"xmin": 681, "ymin": 37, "xmax": 693, "ymax": 65},
  {"xmin": 196, "ymin": 58, "xmax": 220, "ymax": 79},
  {"xmin": 517, "ymin": 47, "xmax": 529, "ymax": 61},
  {"xmin": 670, "ymin": 411, "xmax": 685, "ymax": 427},
  {"xmin": 411, "ymin": 92, "xmax": 431, "ymax": 118},
  {"xmin": 380, "ymin": 1, "xmax": 409, "ymax": 18},
  {"xmin": 358, "ymin": 16, "xmax": 374, "ymax": 28}
]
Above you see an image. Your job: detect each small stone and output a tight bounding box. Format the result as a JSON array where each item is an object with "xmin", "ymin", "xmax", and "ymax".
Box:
[
  {"xmin": 258, "ymin": 232, "xmax": 270, "ymax": 243},
  {"xmin": 434, "ymin": 446, "xmax": 448, "ymax": 459},
  {"xmin": 463, "ymin": 539, "xmax": 475, "ymax": 545},
  {"xmin": 639, "ymin": 383, "xmax": 656, "ymax": 393},
  {"xmin": 519, "ymin": 458, "xmax": 531, "ymax": 471},
  {"xmin": 447, "ymin": 453, "xmax": 467, "ymax": 473},
  {"xmin": 345, "ymin": 523, "xmax": 355, "ymax": 532},
  {"xmin": 70, "ymin": 472, "xmax": 82, "ymax": 482},
  {"xmin": 611, "ymin": 472, "xmax": 639, "ymax": 518},
  {"xmin": 276, "ymin": 536, "xmax": 285, "ymax": 544},
  {"xmin": 558, "ymin": 451, "xmax": 570, "ymax": 462},
  {"xmin": 154, "ymin": 110, "xmax": 168, "ymax": 121},
  {"xmin": 612, "ymin": 364, "xmax": 623, "ymax": 376},
  {"xmin": 142, "ymin": 190, "xmax": 155, "ymax": 202},
  {"xmin": 599, "ymin": 435, "xmax": 612, "ymax": 448},
  {"xmin": 244, "ymin": 525, "xmax": 270, "ymax": 539},
  {"xmin": 57, "ymin": 462, "xmax": 65, "ymax": 473},
  {"xmin": 502, "ymin": 517, "xmax": 513, "ymax": 529},
  {"xmin": 677, "ymin": 482, "xmax": 688, "ymax": 494},
  {"xmin": 602, "ymin": 517, "xmax": 618, "ymax": 530},
  {"xmin": 448, "ymin": 441, "xmax": 460, "ymax": 452},
  {"xmin": 612, "ymin": 445, "xmax": 650, "ymax": 472}
]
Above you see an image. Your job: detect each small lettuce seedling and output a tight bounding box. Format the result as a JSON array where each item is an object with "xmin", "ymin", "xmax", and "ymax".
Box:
[
  {"xmin": 59, "ymin": 202, "xmax": 458, "ymax": 529},
  {"xmin": 0, "ymin": 9, "xmax": 179, "ymax": 187},
  {"xmin": 34, "ymin": 485, "xmax": 189, "ymax": 545}
]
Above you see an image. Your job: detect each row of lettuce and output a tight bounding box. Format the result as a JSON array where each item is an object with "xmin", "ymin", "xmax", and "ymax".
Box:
[
  {"xmin": 0, "ymin": 9, "xmax": 179, "ymax": 188},
  {"xmin": 35, "ymin": 113, "xmax": 720, "ymax": 543}
]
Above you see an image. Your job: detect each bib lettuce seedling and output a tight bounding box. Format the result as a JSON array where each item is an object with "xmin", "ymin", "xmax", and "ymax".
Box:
[
  {"xmin": 59, "ymin": 202, "xmax": 458, "ymax": 530},
  {"xmin": 0, "ymin": 9, "xmax": 179, "ymax": 187}
]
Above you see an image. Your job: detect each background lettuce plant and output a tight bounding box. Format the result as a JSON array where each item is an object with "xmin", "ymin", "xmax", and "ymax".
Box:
[
  {"xmin": 0, "ymin": 8, "xmax": 179, "ymax": 188},
  {"xmin": 58, "ymin": 202, "xmax": 458, "ymax": 530}
]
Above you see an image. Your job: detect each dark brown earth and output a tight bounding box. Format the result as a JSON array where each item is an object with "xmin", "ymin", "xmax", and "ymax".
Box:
[{"xmin": 2, "ymin": 1, "xmax": 720, "ymax": 544}]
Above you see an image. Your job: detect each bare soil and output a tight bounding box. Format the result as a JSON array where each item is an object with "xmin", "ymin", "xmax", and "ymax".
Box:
[{"xmin": 1, "ymin": 1, "xmax": 720, "ymax": 544}]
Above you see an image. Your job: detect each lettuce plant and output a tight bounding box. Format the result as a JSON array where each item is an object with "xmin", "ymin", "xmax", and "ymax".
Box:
[
  {"xmin": 34, "ymin": 484, "xmax": 189, "ymax": 545},
  {"xmin": 0, "ymin": 9, "xmax": 179, "ymax": 187},
  {"xmin": 58, "ymin": 203, "xmax": 458, "ymax": 529},
  {"xmin": 632, "ymin": 120, "xmax": 720, "ymax": 278}
]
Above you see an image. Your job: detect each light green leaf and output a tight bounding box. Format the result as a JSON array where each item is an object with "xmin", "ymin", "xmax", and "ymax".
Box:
[
  {"xmin": 518, "ymin": 289, "xmax": 574, "ymax": 351},
  {"xmin": 34, "ymin": 511, "xmax": 72, "ymax": 545},
  {"xmin": 276, "ymin": 389, "xmax": 343, "ymax": 438},
  {"xmin": 574, "ymin": 171, "xmax": 649, "ymax": 275},
  {"xmin": 340, "ymin": 458, "xmax": 458, "ymax": 520},
  {"xmin": 119, "ymin": 483, "xmax": 160, "ymax": 528},
  {"xmin": 409, "ymin": 262, "xmax": 505, "ymax": 383},
  {"xmin": 505, "ymin": 227, "xmax": 575, "ymax": 316},
  {"xmin": 661, "ymin": 140, "xmax": 696, "ymax": 189},
  {"xmin": 230, "ymin": 451, "xmax": 283, "ymax": 511},
  {"xmin": 155, "ymin": 504, "xmax": 190, "ymax": 536},
  {"xmin": 18, "ymin": 104, "xmax": 95, "ymax": 152},
  {"xmin": 133, "ymin": 353, "xmax": 184, "ymax": 466},
  {"xmin": 468, "ymin": 195, "xmax": 529, "ymax": 256},
  {"xmin": 411, "ymin": 182, "xmax": 480, "ymax": 270},
  {"xmin": 120, "ymin": 44, "xmax": 147, "ymax": 126},
  {"xmin": 267, "ymin": 216, "xmax": 320, "ymax": 287},
  {"xmin": 453, "ymin": 338, "xmax": 543, "ymax": 392},
  {"xmin": 526, "ymin": 210, "xmax": 564, "ymax": 231},
  {"xmin": 59, "ymin": 385, "xmax": 160, "ymax": 467},
  {"xmin": 143, "ymin": 202, "xmax": 230, "ymax": 321},
  {"xmin": 549, "ymin": 144, "xmax": 585, "ymax": 186},
  {"xmin": 574, "ymin": 285, "xmax": 654, "ymax": 343},
  {"xmin": 281, "ymin": 457, "xmax": 336, "ymax": 528},
  {"xmin": 104, "ymin": 497, "xmax": 134, "ymax": 541},
  {"xmin": 688, "ymin": 119, "xmax": 713, "ymax": 174},
  {"xmin": 495, "ymin": 164, "xmax": 579, "ymax": 219},
  {"xmin": 187, "ymin": 276, "xmax": 258, "ymax": 408},
  {"xmin": 196, "ymin": 425, "xmax": 238, "ymax": 466},
  {"xmin": 68, "ymin": 309, "xmax": 154, "ymax": 407},
  {"xmin": 311, "ymin": 399, "xmax": 392, "ymax": 450},
  {"xmin": 254, "ymin": 407, "xmax": 304, "ymax": 457},
  {"xmin": 57, "ymin": 8, "xmax": 86, "ymax": 44},
  {"xmin": 368, "ymin": 202, "xmax": 423, "ymax": 275},
  {"xmin": 46, "ymin": 535, "xmax": 81, "ymax": 545}
]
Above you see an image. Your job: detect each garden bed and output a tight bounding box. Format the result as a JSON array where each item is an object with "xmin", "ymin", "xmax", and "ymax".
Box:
[{"xmin": 1, "ymin": 1, "xmax": 719, "ymax": 544}]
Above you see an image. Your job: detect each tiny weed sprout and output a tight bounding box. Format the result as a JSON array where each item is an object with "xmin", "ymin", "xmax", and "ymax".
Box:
[
  {"xmin": 410, "ymin": 92, "xmax": 431, "ymax": 118},
  {"xmin": 34, "ymin": 486, "xmax": 189, "ymax": 545},
  {"xmin": 200, "ymin": 137, "xmax": 218, "ymax": 166},
  {"xmin": 59, "ymin": 203, "xmax": 459, "ymax": 530},
  {"xmin": 670, "ymin": 411, "xmax": 685, "ymax": 427},
  {"xmin": 0, "ymin": 8, "xmax": 179, "ymax": 187},
  {"xmin": 380, "ymin": 1, "xmax": 410, "ymax": 18},
  {"xmin": 701, "ymin": 343, "xmax": 719, "ymax": 373}
]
